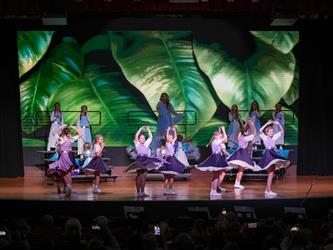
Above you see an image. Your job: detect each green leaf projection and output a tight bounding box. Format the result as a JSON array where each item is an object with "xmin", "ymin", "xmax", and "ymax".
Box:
[
  {"xmin": 18, "ymin": 30, "xmax": 299, "ymax": 146},
  {"xmin": 18, "ymin": 31, "xmax": 54, "ymax": 78}
]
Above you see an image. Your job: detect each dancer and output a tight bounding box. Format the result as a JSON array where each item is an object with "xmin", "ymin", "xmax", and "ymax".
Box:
[
  {"xmin": 152, "ymin": 93, "xmax": 183, "ymax": 154},
  {"xmin": 125, "ymin": 126, "xmax": 166, "ymax": 197},
  {"xmin": 77, "ymin": 105, "xmax": 92, "ymax": 155},
  {"xmin": 227, "ymin": 104, "xmax": 243, "ymax": 149},
  {"xmin": 174, "ymin": 134, "xmax": 190, "ymax": 168},
  {"xmin": 48, "ymin": 125, "xmax": 82, "ymax": 196},
  {"xmin": 227, "ymin": 120, "xmax": 257, "ymax": 189},
  {"xmin": 157, "ymin": 127, "xmax": 185, "ymax": 195},
  {"xmin": 47, "ymin": 102, "xmax": 64, "ymax": 151},
  {"xmin": 82, "ymin": 135, "xmax": 110, "ymax": 194},
  {"xmin": 258, "ymin": 120, "xmax": 290, "ymax": 197},
  {"xmin": 248, "ymin": 101, "xmax": 261, "ymax": 149},
  {"xmin": 272, "ymin": 103, "xmax": 285, "ymax": 149},
  {"xmin": 196, "ymin": 126, "xmax": 230, "ymax": 196}
]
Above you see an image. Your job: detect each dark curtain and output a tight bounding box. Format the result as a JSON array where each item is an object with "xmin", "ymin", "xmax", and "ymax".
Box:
[
  {"xmin": 298, "ymin": 21, "xmax": 333, "ymax": 175},
  {"xmin": 0, "ymin": 25, "xmax": 24, "ymax": 177}
]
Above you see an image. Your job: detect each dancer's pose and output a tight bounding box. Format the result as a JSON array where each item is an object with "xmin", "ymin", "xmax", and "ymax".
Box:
[
  {"xmin": 77, "ymin": 105, "xmax": 92, "ymax": 155},
  {"xmin": 196, "ymin": 126, "xmax": 230, "ymax": 196},
  {"xmin": 227, "ymin": 104, "xmax": 243, "ymax": 149},
  {"xmin": 83, "ymin": 135, "xmax": 109, "ymax": 194},
  {"xmin": 48, "ymin": 125, "xmax": 82, "ymax": 196},
  {"xmin": 258, "ymin": 120, "xmax": 290, "ymax": 196},
  {"xmin": 227, "ymin": 120, "xmax": 257, "ymax": 189},
  {"xmin": 248, "ymin": 101, "xmax": 261, "ymax": 149},
  {"xmin": 47, "ymin": 102, "xmax": 64, "ymax": 151},
  {"xmin": 272, "ymin": 103, "xmax": 285, "ymax": 149},
  {"xmin": 125, "ymin": 126, "xmax": 166, "ymax": 197},
  {"xmin": 157, "ymin": 127, "xmax": 185, "ymax": 195}
]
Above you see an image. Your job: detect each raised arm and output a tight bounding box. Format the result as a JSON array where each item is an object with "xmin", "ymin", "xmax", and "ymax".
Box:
[
  {"xmin": 172, "ymin": 127, "xmax": 177, "ymax": 143},
  {"xmin": 228, "ymin": 112, "xmax": 233, "ymax": 122},
  {"xmin": 259, "ymin": 120, "xmax": 274, "ymax": 134},
  {"xmin": 134, "ymin": 126, "xmax": 144, "ymax": 142},
  {"xmin": 52, "ymin": 124, "xmax": 66, "ymax": 136},
  {"xmin": 247, "ymin": 120, "xmax": 257, "ymax": 136},
  {"xmin": 220, "ymin": 126, "xmax": 228, "ymax": 144},
  {"xmin": 71, "ymin": 125, "xmax": 83, "ymax": 137},
  {"xmin": 146, "ymin": 126, "xmax": 153, "ymax": 141}
]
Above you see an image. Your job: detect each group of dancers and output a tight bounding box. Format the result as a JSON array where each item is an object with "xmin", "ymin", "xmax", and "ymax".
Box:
[{"xmin": 46, "ymin": 93, "xmax": 290, "ymax": 198}]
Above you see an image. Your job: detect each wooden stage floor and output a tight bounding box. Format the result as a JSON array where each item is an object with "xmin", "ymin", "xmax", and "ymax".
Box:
[{"xmin": 0, "ymin": 166, "xmax": 332, "ymax": 202}]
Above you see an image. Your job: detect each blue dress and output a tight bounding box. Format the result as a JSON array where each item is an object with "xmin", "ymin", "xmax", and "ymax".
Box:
[
  {"xmin": 151, "ymin": 101, "xmax": 183, "ymax": 154},
  {"xmin": 227, "ymin": 112, "xmax": 242, "ymax": 148},
  {"xmin": 77, "ymin": 115, "xmax": 92, "ymax": 155},
  {"xmin": 272, "ymin": 111, "xmax": 285, "ymax": 145}
]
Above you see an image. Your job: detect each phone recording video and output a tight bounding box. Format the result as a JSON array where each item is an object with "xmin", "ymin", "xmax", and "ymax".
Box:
[
  {"xmin": 154, "ymin": 224, "xmax": 160, "ymax": 236},
  {"xmin": 91, "ymin": 224, "xmax": 100, "ymax": 231},
  {"xmin": 247, "ymin": 222, "xmax": 257, "ymax": 229},
  {"xmin": 290, "ymin": 225, "xmax": 300, "ymax": 231}
]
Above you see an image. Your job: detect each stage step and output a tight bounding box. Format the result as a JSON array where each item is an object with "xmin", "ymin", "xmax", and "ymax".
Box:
[{"xmin": 46, "ymin": 174, "xmax": 118, "ymax": 185}]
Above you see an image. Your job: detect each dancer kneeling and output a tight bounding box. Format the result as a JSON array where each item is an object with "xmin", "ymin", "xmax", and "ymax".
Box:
[
  {"xmin": 82, "ymin": 135, "xmax": 110, "ymax": 194},
  {"xmin": 196, "ymin": 126, "xmax": 230, "ymax": 196},
  {"xmin": 156, "ymin": 127, "xmax": 185, "ymax": 195},
  {"xmin": 227, "ymin": 120, "xmax": 257, "ymax": 189},
  {"xmin": 125, "ymin": 126, "xmax": 167, "ymax": 197},
  {"xmin": 258, "ymin": 120, "xmax": 291, "ymax": 197},
  {"xmin": 48, "ymin": 125, "xmax": 82, "ymax": 196}
]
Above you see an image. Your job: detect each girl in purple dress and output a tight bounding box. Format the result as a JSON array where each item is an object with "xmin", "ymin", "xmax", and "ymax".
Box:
[
  {"xmin": 125, "ymin": 126, "xmax": 166, "ymax": 197},
  {"xmin": 83, "ymin": 135, "xmax": 109, "ymax": 194},
  {"xmin": 248, "ymin": 101, "xmax": 261, "ymax": 149},
  {"xmin": 258, "ymin": 120, "xmax": 291, "ymax": 197},
  {"xmin": 227, "ymin": 120, "xmax": 256, "ymax": 189},
  {"xmin": 196, "ymin": 126, "xmax": 230, "ymax": 196},
  {"xmin": 48, "ymin": 125, "xmax": 82, "ymax": 196},
  {"xmin": 157, "ymin": 127, "xmax": 185, "ymax": 195}
]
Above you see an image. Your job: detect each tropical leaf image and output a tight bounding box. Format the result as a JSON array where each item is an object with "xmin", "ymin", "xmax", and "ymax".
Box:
[
  {"xmin": 18, "ymin": 31, "xmax": 54, "ymax": 78},
  {"xmin": 283, "ymin": 64, "xmax": 299, "ymax": 106},
  {"xmin": 109, "ymin": 31, "xmax": 218, "ymax": 136},
  {"xmin": 20, "ymin": 37, "xmax": 83, "ymax": 133},
  {"xmin": 250, "ymin": 31, "xmax": 299, "ymax": 54},
  {"xmin": 50, "ymin": 65, "xmax": 156, "ymax": 146},
  {"xmin": 193, "ymin": 38, "xmax": 296, "ymax": 114},
  {"xmin": 18, "ymin": 30, "xmax": 299, "ymax": 146}
]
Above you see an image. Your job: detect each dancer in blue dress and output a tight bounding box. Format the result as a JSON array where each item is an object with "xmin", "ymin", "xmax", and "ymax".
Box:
[
  {"xmin": 196, "ymin": 126, "xmax": 230, "ymax": 196},
  {"xmin": 156, "ymin": 127, "xmax": 185, "ymax": 195},
  {"xmin": 248, "ymin": 101, "xmax": 261, "ymax": 149},
  {"xmin": 152, "ymin": 93, "xmax": 183, "ymax": 154},
  {"xmin": 125, "ymin": 126, "xmax": 167, "ymax": 197},
  {"xmin": 258, "ymin": 120, "xmax": 291, "ymax": 197},
  {"xmin": 227, "ymin": 120, "xmax": 257, "ymax": 189},
  {"xmin": 227, "ymin": 104, "xmax": 243, "ymax": 149},
  {"xmin": 47, "ymin": 103, "xmax": 64, "ymax": 151},
  {"xmin": 174, "ymin": 134, "xmax": 190, "ymax": 168},
  {"xmin": 272, "ymin": 103, "xmax": 285, "ymax": 149},
  {"xmin": 77, "ymin": 105, "xmax": 92, "ymax": 155}
]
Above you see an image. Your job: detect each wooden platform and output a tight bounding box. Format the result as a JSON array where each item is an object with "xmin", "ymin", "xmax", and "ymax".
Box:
[{"xmin": 0, "ymin": 166, "xmax": 331, "ymax": 202}]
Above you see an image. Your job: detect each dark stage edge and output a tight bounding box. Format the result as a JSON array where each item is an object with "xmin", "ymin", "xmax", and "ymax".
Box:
[{"xmin": 1, "ymin": 197, "xmax": 333, "ymax": 221}]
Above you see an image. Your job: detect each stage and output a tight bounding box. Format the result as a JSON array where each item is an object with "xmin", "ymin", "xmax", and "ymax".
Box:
[{"xmin": 1, "ymin": 166, "xmax": 333, "ymax": 220}]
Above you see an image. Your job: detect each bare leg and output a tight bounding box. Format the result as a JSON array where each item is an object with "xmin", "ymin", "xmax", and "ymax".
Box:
[
  {"xmin": 169, "ymin": 175, "xmax": 175, "ymax": 190},
  {"xmin": 136, "ymin": 171, "xmax": 141, "ymax": 194},
  {"xmin": 94, "ymin": 171, "xmax": 100, "ymax": 187},
  {"xmin": 266, "ymin": 166, "xmax": 276, "ymax": 192},
  {"xmin": 140, "ymin": 171, "xmax": 147, "ymax": 193},
  {"xmin": 218, "ymin": 171, "xmax": 226, "ymax": 186},
  {"xmin": 236, "ymin": 167, "xmax": 244, "ymax": 183}
]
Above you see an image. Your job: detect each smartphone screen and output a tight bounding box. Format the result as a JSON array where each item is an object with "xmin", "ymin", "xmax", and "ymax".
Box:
[
  {"xmin": 248, "ymin": 223, "xmax": 257, "ymax": 229},
  {"xmin": 154, "ymin": 225, "xmax": 160, "ymax": 235}
]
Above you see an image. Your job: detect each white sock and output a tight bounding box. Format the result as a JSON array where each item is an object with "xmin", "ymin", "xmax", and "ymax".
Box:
[{"xmin": 234, "ymin": 180, "xmax": 240, "ymax": 186}]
